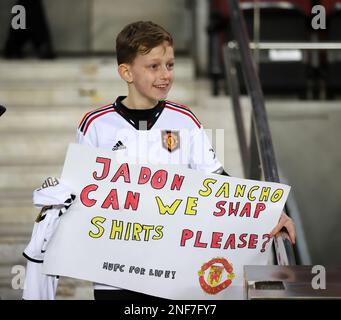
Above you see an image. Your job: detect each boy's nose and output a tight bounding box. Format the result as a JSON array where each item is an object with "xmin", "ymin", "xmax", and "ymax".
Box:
[{"xmin": 160, "ymin": 66, "xmax": 172, "ymax": 79}]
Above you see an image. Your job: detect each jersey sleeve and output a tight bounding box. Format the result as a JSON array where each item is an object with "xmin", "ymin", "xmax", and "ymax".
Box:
[
  {"xmin": 189, "ymin": 126, "xmax": 224, "ymax": 174},
  {"xmin": 76, "ymin": 122, "xmax": 98, "ymax": 147}
]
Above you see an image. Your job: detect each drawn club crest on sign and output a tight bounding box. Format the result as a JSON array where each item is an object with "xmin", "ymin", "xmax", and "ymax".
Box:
[
  {"xmin": 161, "ymin": 130, "xmax": 180, "ymax": 152},
  {"xmin": 198, "ymin": 257, "xmax": 235, "ymax": 294}
]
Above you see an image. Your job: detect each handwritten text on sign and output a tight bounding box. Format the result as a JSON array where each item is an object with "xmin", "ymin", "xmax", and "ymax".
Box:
[{"xmin": 43, "ymin": 144, "xmax": 290, "ymax": 300}]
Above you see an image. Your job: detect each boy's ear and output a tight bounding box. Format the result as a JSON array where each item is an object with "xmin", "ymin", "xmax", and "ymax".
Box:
[{"xmin": 118, "ymin": 63, "xmax": 133, "ymax": 83}]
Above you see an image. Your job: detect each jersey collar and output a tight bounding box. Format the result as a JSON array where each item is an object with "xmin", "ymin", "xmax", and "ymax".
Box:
[{"xmin": 113, "ymin": 96, "xmax": 165, "ymax": 130}]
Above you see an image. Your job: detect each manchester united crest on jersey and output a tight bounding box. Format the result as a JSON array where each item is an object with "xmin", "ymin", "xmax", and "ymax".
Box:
[{"xmin": 161, "ymin": 130, "xmax": 180, "ymax": 152}]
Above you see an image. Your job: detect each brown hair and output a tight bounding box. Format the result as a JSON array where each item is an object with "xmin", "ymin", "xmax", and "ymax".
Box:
[{"xmin": 116, "ymin": 21, "xmax": 173, "ymax": 65}]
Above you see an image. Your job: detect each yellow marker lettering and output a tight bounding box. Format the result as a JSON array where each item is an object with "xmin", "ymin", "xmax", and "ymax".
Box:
[
  {"xmin": 215, "ymin": 182, "xmax": 229, "ymax": 197},
  {"xmin": 152, "ymin": 226, "xmax": 164, "ymax": 240},
  {"xmin": 185, "ymin": 197, "xmax": 198, "ymax": 215},
  {"xmin": 235, "ymin": 184, "xmax": 246, "ymax": 197},
  {"xmin": 142, "ymin": 225, "xmax": 154, "ymax": 241},
  {"xmin": 124, "ymin": 222, "xmax": 131, "ymax": 240},
  {"xmin": 133, "ymin": 223, "xmax": 143, "ymax": 241},
  {"xmin": 110, "ymin": 219, "xmax": 123, "ymax": 240},
  {"xmin": 89, "ymin": 216, "xmax": 106, "ymax": 238},
  {"xmin": 271, "ymin": 189, "xmax": 284, "ymax": 203},
  {"xmin": 248, "ymin": 186, "xmax": 259, "ymax": 201},
  {"xmin": 259, "ymin": 187, "xmax": 271, "ymax": 202},
  {"xmin": 198, "ymin": 178, "xmax": 217, "ymax": 197},
  {"xmin": 155, "ymin": 196, "xmax": 182, "ymax": 215}
]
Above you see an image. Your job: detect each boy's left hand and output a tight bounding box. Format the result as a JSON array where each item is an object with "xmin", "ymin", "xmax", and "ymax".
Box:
[{"xmin": 270, "ymin": 211, "xmax": 296, "ymax": 244}]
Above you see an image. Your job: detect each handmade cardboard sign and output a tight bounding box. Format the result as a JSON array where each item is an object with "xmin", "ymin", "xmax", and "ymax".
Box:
[{"xmin": 43, "ymin": 143, "xmax": 290, "ymax": 299}]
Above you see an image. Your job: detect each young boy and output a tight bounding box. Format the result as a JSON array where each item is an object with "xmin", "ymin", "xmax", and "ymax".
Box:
[
  {"xmin": 77, "ymin": 21, "xmax": 227, "ymax": 175},
  {"xmin": 76, "ymin": 21, "xmax": 295, "ymax": 300},
  {"xmin": 77, "ymin": 21, "xmax": 229, "ymax": 300},
  {"xmin": 23, "ymin": 21, "xmax": 295, "ymax": 300}
]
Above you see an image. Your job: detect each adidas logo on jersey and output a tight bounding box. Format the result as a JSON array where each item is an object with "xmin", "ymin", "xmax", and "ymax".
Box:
[{"xmin": 112, "ymin": 140, "xmax": 126, "ymax": 151}]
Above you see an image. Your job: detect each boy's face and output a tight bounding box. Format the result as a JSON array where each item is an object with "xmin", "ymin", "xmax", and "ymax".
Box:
[{"xmin": 123, "ymin": 42, "xmax": 175, "ymax": 106}]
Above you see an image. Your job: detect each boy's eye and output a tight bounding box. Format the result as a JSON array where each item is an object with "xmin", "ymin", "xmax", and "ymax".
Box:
[
  {"xmin": 150, "ymin": 64, "xmax": 158, "ymax": 70},
  {"xmin": 167, "ymin": 63, "xmax": 174, "ymax": 70}
]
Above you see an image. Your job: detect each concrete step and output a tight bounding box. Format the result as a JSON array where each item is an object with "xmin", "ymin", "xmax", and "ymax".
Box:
[
  {"xmin": 0, "ymin": 243, "xmax": 28, "ymax": 266},
  {"xmin": 0, "ymin": 263, "xmax": 25, "ymax": 300},
  {"xmin": 0, "ymin": 81, "xmax": 125, "ymax": 106},
  {"xmin": 0, "ymin": 261, "xmax": 93, "ymax": 300},
  {"xmin": 0, "ymin": 81, "xmax": 196, "ymax": 106},
  {"xmin": 0, "ymin": 166, "xmax": 62, "ymax": 190},
  {"xmin": 0, "ymin": 223, "xmax": 31, "ymax": 271},
  {"xmin": 0, "ymin": 206, "xmax": 38, "ymax": 225},
  {"xmin": 0, "ymin": 58, "xmax": 194, "ymax": 82},
  {"xmin": 0, "ymin": 188, "xmax": 47, "ymax": 225},
  {"xmin": 0, "ymin": 105, "xmax": 85, "ymax": 133},
  {"xmin": 0, "ymin": 132, "xmax": 72, "ymax": 165},
  {"xmin": 56, "ymin": 278, "xmax": 93, "ymax": 300},
  {"xmin": 0, "ymin": 222, "xmax": 33, "ymax": 240}
]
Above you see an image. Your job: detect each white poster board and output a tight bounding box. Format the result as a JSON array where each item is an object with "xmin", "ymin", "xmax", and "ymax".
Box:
[{"xmin": 43, "ymin": 143, "xmax": 290, "ymax": 300}]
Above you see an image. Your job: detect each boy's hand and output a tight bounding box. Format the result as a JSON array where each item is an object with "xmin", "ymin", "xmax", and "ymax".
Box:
[{"xmin": 270, "ymin": 211, "xmax": 296, "ymax": 244}]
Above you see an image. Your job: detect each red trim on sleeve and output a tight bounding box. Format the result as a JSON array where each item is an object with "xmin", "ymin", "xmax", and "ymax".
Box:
[
  {"xmin": 83, "ymin": 109, "xmax": 116, "ymax": 135},
  {"xmin": 165, "ymin": 104, "xmax": 201, "ymax": 128},
  {"xmin": 78, "ymin": 104, "xmax": 113, "ymax": 129},
  {"xmin": 164, "ymin": 100, "xmax": 191, "ymax": 111}
]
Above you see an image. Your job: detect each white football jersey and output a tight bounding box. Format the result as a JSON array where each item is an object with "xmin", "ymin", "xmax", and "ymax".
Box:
[
  {"xmin": 77, "ymin": 96, "xmax": 224, "ymax": 174},
  {"xmin": 77, "ymin": 96, "xmax": 225, "ymax": 291}
]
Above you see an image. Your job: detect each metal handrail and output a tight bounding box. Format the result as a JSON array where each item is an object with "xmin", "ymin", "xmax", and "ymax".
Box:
[
  {"xmin": 226, "ymin": 0, "xmax": 296, "ymax": 265},
  {"xmin": 228, "ymin": 41, "xmax": 341, "ymax": 50}
]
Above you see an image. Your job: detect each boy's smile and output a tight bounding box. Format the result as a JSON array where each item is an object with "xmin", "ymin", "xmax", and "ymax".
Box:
[{"xmin": 119, "ymin": 42, "xmax": 175, "ymax": 109}]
